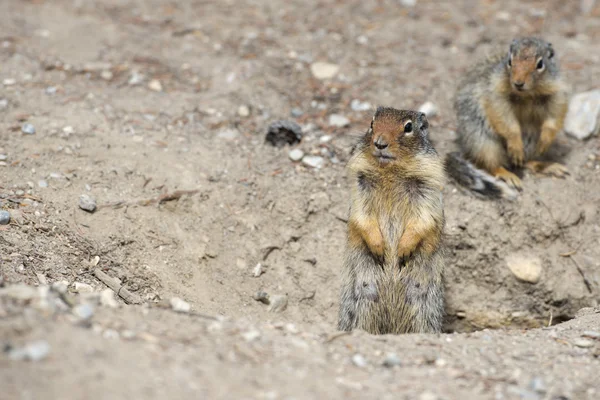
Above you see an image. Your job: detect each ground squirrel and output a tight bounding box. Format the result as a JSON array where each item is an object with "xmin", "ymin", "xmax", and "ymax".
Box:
[
  {"xmin": 338, "ymin": 107, "xmax": 446, "ymax": 334},
  {"xmin": 446, "ymin": 37, "xmax": 570, "ymax": 198}
]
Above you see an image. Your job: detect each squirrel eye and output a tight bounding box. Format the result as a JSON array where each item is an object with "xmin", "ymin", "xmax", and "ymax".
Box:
[
  {"xmin": 404, "ymin": 121, "xmax": 413, "ymax": 133},
  {"xmin": 536, "ymin": 59, "xmax": 544, "ymax": 71}
]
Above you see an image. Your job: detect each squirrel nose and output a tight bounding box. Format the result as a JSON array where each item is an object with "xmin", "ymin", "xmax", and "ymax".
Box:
[
  {"xmin": 514, "ymin": 81, "xmax": 525, "ymax": 89},
  {"xmin": 374, "ymin": 136, "xmax": 388, "ymax": 150}
]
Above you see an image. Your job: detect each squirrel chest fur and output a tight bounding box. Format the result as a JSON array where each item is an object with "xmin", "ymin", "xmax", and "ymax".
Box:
[{"xmin": 338, "ymin": 107, "xmax": 446, "ymax": 335}]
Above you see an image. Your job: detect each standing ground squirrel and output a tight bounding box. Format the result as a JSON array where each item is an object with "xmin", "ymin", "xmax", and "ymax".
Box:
[
  {"xmin": 446, "ymin": 37, "xmax": 570, "ymax": 198},
  {"xmin": 338, "ymin": 107, "xmax": 446, "ymax": 334}
]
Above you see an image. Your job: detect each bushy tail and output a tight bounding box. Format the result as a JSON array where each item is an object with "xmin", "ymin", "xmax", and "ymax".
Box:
[{"xmin": 444, "ymin": 152, "xmax": 517, "ymax": 200}]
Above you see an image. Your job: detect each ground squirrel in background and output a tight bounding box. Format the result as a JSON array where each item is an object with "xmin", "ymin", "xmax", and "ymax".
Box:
[
  {"xmin": 446, "ymin": 37, "xmax": 570, "ymax": 199},
  {"xmin": 338, "ymin": 107, "xmax": 446, "ymax": 334}
]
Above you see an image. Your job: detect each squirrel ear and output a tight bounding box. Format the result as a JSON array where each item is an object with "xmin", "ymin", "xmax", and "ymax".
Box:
[
  {"xmin": 547, "ymin": 44, "xmax": 554, "ymax": 59},
  {"xmin": 418, "ymin": 112, "xmax": 429, "ymax": 131}
]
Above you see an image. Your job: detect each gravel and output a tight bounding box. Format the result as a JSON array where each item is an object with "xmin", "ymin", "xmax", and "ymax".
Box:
[
  {"xmin": 309, "ymin": 62, "xmax": 339, "ymax": 80},
  {"xmin": 21, "ymin": 123, "xmax": 36, "ymax": 135},
  {"xmin": 328, "ymin": 114, "xmax": 350, "ymax": 128},
  {"xmin": 289, "ymin": 149, "xmax": 304, "ymax": 161},
  {"xmin": 78, "ymin": 194, "xmax": 97, "ymax": 213},
  {"xmin": 7, "ymin": 340, "xmax": 51, "ymax": 362},
  {"xmin": 170, "ymin": 297, "xmax": 191, "ymax": 313},
  {"xmin": 382, "ymin": 353, "xmax": 402, "ymax": 367},
  {"xmin": 268, "ymin": 294, "xmax": 288, "ymax": 313},
  {"xmin": 0, "ymin": 210, "xmax": 10, "ymax": 225},
  {"xmin": 351, "ymin": 354, "xmax": 368, "ymax": 368},
  {"xmin": 301, "ymin": 155, "xmax": 325, "ymax": 168}
]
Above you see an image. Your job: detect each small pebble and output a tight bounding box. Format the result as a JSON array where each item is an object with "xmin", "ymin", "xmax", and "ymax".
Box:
[
  {"xmin": 237, "ymin": 105, "xmax": 250, "ymax": 118},
  {"xmin": 72, "ymin": 282, "xmax": 94, "ymax": 293},
  {"xmin": 418, "ymin": 101, "xmax": 438, "ymax": 118},
  {"xmin": 3, "ymin": 78, "xmax": 16, "ymax": 86},
  {"xmin": 582, "ymin": 331, "xmax": 600, "ymax": 340},
  {"xmin": 242, "ymin": 330, "xmax": 261, "ymax": 342},
  {"xmin": 351, "ymin": 354, "xmax": 368, "ymax": 368},
  {"xmin": 302, "ymin": 155, "xmax": 325, "ymax": 169},
  {"xmin": 505, "ymin": 254, "xmax": 542, "ymax": 284},
  {"xmin": 0, "ymin": 98, "xmax": 8, "ymax": 109},
  {"xmin": 7, "ymin": 340, "xmax": 50, "ymax": 362},
  {"xmin": 319, "ymin": 135, "xmax": 332, "ymax": 143},
  {"xmin": 128, "ymin": 71, "xmax": 144, "ymax": 86},
  {"xmin": 148, "ymin": 79, "xmax": 163, "ymax": 92},
  {"xmin": 217, "ymin": 128, "xmax": 240, "ymax": 141},
  {"xmin": 400, "ymin": 0, "xmax": 417, "ymax": 6},
  {"xmin": 100, "ymin": 289, "xmax": 119, "ymax": 308},
  {"xmin": 78, "ymin": 194, "xmax": 97, "ymax": 213},
  {"xmin": 63, "ymin": 126, "xmax": 75, "ymax": 135},
  {"xmin": 21, "ymin": 123, "xmax": 36, "ymax": 135},
  {"xmin": 100, "ymin": 70, "xmax": 113, "ymax": 80},
  {"xmin": 0, "ymin": 154, "xmax": 6, "ymax": 161},
  {"xmin": 291, "ymin": 108, "xmax": 304, "ymax": 117},
  {"xmin": 350, "ymin": 99, "xmax": 372, "ymax": 112},
  {"xmin": 38, "ymin": 180, "xmax": 48, "ymax": 188},
  {"xmin": 328, "ymin": 114, "xmax": 350, "ymax": 128},
  {"xmin": 289, "ymin": 149, "xmax": 304, "ymax": 162},
  {"xmin": 382, "ymin": 353, "xmax": 402, "ymax": 367},
  {"xmin": 309, "ymin": 62, "xmax": 339, "ymax": 80},
  {"xmin": 170, "ymin": 297, "xmax": 191, "ymax": 313},
  {"xmin": 253, "ymin": 291, "xmax": 270, "ymax": 304},
  {"xmin": 0, "ymin": 210, "xmax": 10, "ymax": 225},
  {"xmin": 45, "ymin": 86, "xmax": 57, "ymax": 95},
  {"xmin": 73, "ymin": 303, "xmax": 95, "ymax": 320},
  {"xmin": 573, "ymin": 338, "xmax": 595, "ymax": 348},
  {"xmin": 529, "ymin": 377, "xmax": 546, "ymax": 393},
  {"xmin": 268, "ymin": 294, "xmax": 288, "ymax": 313},
  {"xmin": 252, "ymin": 263, "xmax": 264, "ymax": 277}
]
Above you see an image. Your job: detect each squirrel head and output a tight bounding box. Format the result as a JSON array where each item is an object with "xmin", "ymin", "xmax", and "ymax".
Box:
[
  {"xmin": 364, "ymin": 107, "xmax": 433, "ymax": 167},
  {"xmin": 506, "ymin": 37, "xmax": 558, "ymax": 94}
]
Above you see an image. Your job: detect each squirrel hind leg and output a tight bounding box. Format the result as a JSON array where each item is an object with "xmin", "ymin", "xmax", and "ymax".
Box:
[{"xmin": 525, "ymin": 161, "xmax": 569, "ymax": 178}]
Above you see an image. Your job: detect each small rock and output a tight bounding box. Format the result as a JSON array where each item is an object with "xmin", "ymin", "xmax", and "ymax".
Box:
[
  {"xmin": 72, "ymin": 282, "xmax": 94, "ymax": 293},
  {"xmin": 36, "ymin": 273, "xmax": 48, "ymax": 285},
  {"xmin": 289, "ymin": 149, "xmax": 304, "ymax": 161},
  {"xmin": 350, "ymin": 99, "xmax": 372, "ymax": 112},
  {"xmin": 253, "ymin": 291, "xmax": 270, "ymax": 304},
  {"xmin": 319, "ymin": 135, "xmax": 332, "ymax": 143},
  {"xmin": 529, "ymin": 377, "xmax": 546, "ymax": 393},
  {"xmin": 266, "ymin": 120, "xmax": 303, "ymax": 147},
  {"xmin": 21, "ymin": 123, "xmax": 36, "ymax": 135},
  {"xmin": 268, "ymin": 295, "xmax": 288, "ymax": 313},
  {"xmin": 252, "ymin": 263, "xmax": 264, "ymax": 277},
  {"xmin": 128, "ymin": 71, "xmax": 144, "ymax": 86},
  {"xmin": 418, "ymin": 101, "xmax": 438, "ymax": 118},
  {"xmin": 573, "ymin": 338, "xmax": 594, "ymax": 348},
  {"xmin": 148, "ymin": 79, "xmax": 163, "ymax": 92},
  {"xmin": 100, "ymin": 70, "xmax": 113, "ymax": 81},
  {"xmin": 382, "ymin": 353, "xmax": 402, "ymax": 367},
  {"xmin": 505, "ymin": 254, "xmax": 542, "ymax": 284},
  {"xmin": 242, "ymin": 330, "xmax": 261, "ymax": 342},
  {"xmin": 217, "ymin": 128, "xmax": 240, "ymax": 141},
  {"xmin": 63, "ymin": 126, "xmax": 75, "ymax": 135},
  {"xmin": 7, "ymin": 340, "xmax": 50, "ymax": 362},
  {"xmin": 0, "ymin": 154, "xmax": 6, "ymax": 161},
  {"xmin": 0, "ymin": 210, "xmax": 10, "ymax": 225},
  {"xmin": 100, "ymin": 289, "xmax": 119, "ymax": 308},
  {"xmin": 302, "ymin": 155, "xmax": 325, "ymax": 169},
  {"xmin": 356, "ymin": 35, "xmax": 369, "ymax": 45},
  {"xmin": 237, "ymin": 105, "xmax": 250, "ymax": 118},
  {"xmin": 3, "ymin": 78, "xmax": 16, "ymax": 86},
  {"xmin": 582, "ymin": 331, "xmax": 600, "ymax": 340},
  {"xmin": 310, "ymin": 62, "xmax": 340, "ymax": 80},
  {"xmin": 51, "ymin": 281, "xmax": 69, "ymax": 294},
  {"xmin": 73, "ymin": 303, "xmax": 95, "ymax": 320},
  {"xmin": 0, "ymin": 98, "xmax": 8, "ymax": 110},
  {"xmin": 351, "ymin": 353, "xmax": 368, "ymax": 368},
  {"xmin": 418, "ymin": 392, "xmax": 438, "ymax": 400},
  {"xmin": 400, "ymin": 0, "xmax": 417, "ymax": 7},
  {"xmin": 38, "ymin": 180, "xmax": 48, "ymax": 188},
  {"xmin": 328, "ymin": 114, "xmax": 350, "ymax": 128},
  {"xmin": 78, "ymin": 194, "xmax": 97, "ymax": 213},
  {"xmin": 564, "ymin": 90, "xmax": 600, "ymax": 140},
  {"xmin": 45, "ymin": 86, "xmax": 57, "ymax": 95},
  {"xmin": 170, "ymin": 297, "xmax": 191, "ymax": 313},
  {"xmin": 290, "ymin": 108, "xmax": 304, "ymax": 117}
]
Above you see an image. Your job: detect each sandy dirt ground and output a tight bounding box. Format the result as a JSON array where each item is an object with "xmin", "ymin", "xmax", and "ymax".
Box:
[{"xmin": 1, "ymin": 0, "xmax": 600, "ymax": 399}]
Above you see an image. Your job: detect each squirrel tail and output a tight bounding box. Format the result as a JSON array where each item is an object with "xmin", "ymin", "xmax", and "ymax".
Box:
[{"xmin": 444, "ymin": 152, "xmax": 517, "ymax": 200}]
